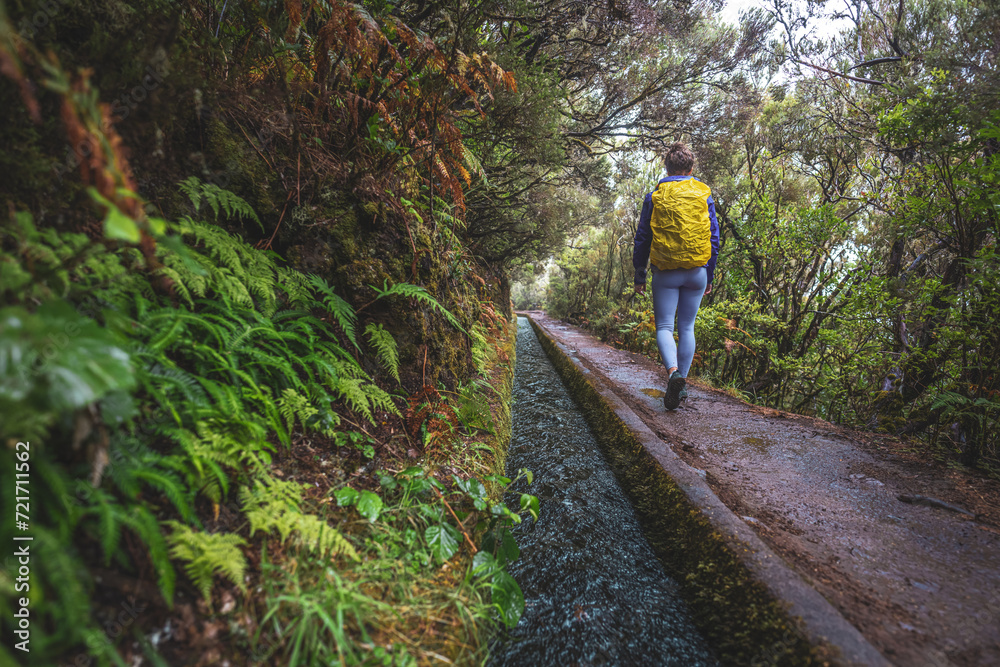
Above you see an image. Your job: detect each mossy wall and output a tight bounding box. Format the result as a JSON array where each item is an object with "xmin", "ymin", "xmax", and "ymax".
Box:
[
  {"xmin": 487, "ymin": 315, "xmax": 517, "ymax": 479},
  {"xmin": 1, "ymin": 0, "xmax": 503, "ymax": 396},
  {"xmin": 527, "ymin": 317, "xmax": 825, "ymax": 667}
]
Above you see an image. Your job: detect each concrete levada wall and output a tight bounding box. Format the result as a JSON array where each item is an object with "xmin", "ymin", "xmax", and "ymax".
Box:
[{"xmin": 525, "ymin": 316, "xmax": 891, "ymax": 667}]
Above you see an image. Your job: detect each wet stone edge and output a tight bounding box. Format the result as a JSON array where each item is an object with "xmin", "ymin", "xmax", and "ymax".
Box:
[
  {"xmin": 486, "ymin": 317, "xmax": 517, "ymax": 492},
  {"xmin": 525, "ymin": 316, "xmax": 891, "ymax": 667}
]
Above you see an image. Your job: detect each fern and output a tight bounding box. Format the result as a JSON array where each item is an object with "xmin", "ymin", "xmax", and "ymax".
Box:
[
  {"xmin": 290, "ymin": 512, "xmax": 359, "ymax": 560},
  {"xmin": 178, "ymin": 176, "xmax": 262, "ymax": 230},
  {"xmin": 931, "ymin": 390, "xmax": 1000, "ymax": 430},
  {"xmin": 371, "ymin": 279, "xmax": 466, "ymax": 333},
  {"xmin": 240, "ymin": 479, "xmax": 359, "ymax": 560},
  {"xmin": 365, "ymin": 323, "xmax": 400, "ymax": 383},
  {"xmin": 278, "ymin": 388, "xmax": 319, "ymax": 432},
  {"xmin": 86, "ymin": 486, "xmax": 125, "ymax": 565},
  {"xmin": 165, "ymin": 422, "xmax": 262, "ymax": 483},
  {"xmin": 365, "ymin": 383, "xmax": 401, "ymax": 419},
  {"xmin": 161, "ymin": 218, "xmax": 278, "ymax": 312},
  {"xmin": 31, "ymin": 529, "xmax": 94, "ymax": 648},
  {"xmin": 127, "ymin": 505, "xmax": 177, "ymax": 603},
  {"xmin": 82, "ymin": 489, "xmax": 176, "ymax": 602},
  {"xmin": 277, "ymin": 267, "xmax": 315, "ymax": 307},
  {"xmin": 105, "ymin": 436, "xmax": 196, "ymax": 523},
  {"xmin": 308, "ymin": 274, "xmax": 359, "ymax": 347},
  {"xmin": 333, "ymin": 377, "xmax": 377, "ymax": 422},
  {"xmin": 165, "ymin": 521, "xmax": 248, "ymax": 601}
]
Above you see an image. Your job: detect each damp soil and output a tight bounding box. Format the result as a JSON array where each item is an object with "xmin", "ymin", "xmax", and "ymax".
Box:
[
  {"xmin": 523, "ymin": 311, "xmax": 1000, "ymax": 667},
  {"xmin": 489, "ymin": 318, "xmax": 717, "ymax": 666}
]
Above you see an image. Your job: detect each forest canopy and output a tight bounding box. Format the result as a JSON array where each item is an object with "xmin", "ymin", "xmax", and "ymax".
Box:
[{"xmin": 526, "ymin": 0, "xmax": 1000, "ymax": 470}]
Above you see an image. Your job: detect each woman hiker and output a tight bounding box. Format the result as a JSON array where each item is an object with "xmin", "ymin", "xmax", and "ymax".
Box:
[{"xmin": 632, "ymin": 142, "xmax": 720, "ymax": 410}]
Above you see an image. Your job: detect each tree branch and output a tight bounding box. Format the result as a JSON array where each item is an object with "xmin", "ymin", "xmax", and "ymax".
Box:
[
  {"xmin": 793, "ymin": 58, "xmax": 885, "ymax": 86},
  {"xmin": 849, "ymin": 56, "xmax": 902, "ymax": 71}
]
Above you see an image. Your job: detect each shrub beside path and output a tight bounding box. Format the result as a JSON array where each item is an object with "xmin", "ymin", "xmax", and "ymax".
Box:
[{"xmin": 526, "ymin": 312, "xmax": 1000, "ymax": 667}]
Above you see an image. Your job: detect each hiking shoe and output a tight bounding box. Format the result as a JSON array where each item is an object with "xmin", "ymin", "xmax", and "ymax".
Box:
[{"xmin": 664, "ymin": 371, "xmax": 686, "ymax": 410}]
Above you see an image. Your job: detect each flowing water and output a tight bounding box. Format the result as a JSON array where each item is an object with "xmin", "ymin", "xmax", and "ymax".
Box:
[{"xmin": 490, "ymin": 318, "xmax": 716, "ymax": 666}]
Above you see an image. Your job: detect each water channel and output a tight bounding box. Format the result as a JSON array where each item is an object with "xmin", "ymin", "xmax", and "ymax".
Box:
[{"xmin": 490, "ymin": 317, "xmax": 716, "ymax": 666}]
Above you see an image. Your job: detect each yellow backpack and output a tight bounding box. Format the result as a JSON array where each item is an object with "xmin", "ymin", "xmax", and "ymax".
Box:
[{"xmin": 649, "ymin": 177, "xmax": 712, "ymax": 270}]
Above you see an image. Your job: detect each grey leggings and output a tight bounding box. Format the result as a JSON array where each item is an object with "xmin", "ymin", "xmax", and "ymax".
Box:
[{"xmin": 651, "ymin": 266, "xmax": 707, "ymax": 377}]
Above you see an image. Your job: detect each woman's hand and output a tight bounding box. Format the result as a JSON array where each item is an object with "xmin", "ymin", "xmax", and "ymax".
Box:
[
  {"xmin": 705, "ymin": 283, "xmax": 713, "ymax": 295},
  {"xmin": 634, "ymin": 283, "xmax": 646, "ymax": 295}
]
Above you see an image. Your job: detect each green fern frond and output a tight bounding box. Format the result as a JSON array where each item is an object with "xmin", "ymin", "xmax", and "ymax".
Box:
[
  {"xmin": 277, "ymin": 267, "xmax": 314, "ymax": 307},
  {"xmin": 166, "ymin": 423, "xmax": 246, "ymax": 482},
  {"xmin": 302, "ymin": 354, "xmax": 344, "ymax": 385},
  {"xmin": 85, "ymin": 487, "xmax": 124, "ymax": 565},
  {"xmin": 308, "ymin": 275, "xmax": 358, "ymax": 348},
  {"xmin": 127, "ymin": 505, "xmax": 176, "ymax": 604},
  {"xmin": 155, "ymin": 266, "xmax": 195, "ymax": 306},
  {"xmin": 469, "ymin": 323, "xmax": 490, "ymax": 374},
  {"xmin": 145, "ymin": 313, "xmax": 187, "ymax": 353},
  {"xmin": 165, "ymin": 521, "xmax": 247, "ymax": 601},
  {"xmin": 194, "ymin": 377, "xmax": 245, "ymax": 417},
  {"xmin": 365, "ymin": 323, "xmax": 400, "ymax": 383},
  {"xmin": 316, "ymin": 339, "xmax": 366, "ymax": 373},
  {"xmin": 216, "ymin": 270, "xmax": 256, "ymax": 308},
  {"xmin": 159, "ymin": 446, "xmax": 231, "ymax": 502},
  {"xmin": 178, "ymin": 176, "xmax": 204, "ymax": 213},
  {"xmin": 133, "ymin": 469, "xmax": 196, "ymax": 523},
  {"xmin": 371, "ymin": 280, "xmax": 466, "ymax": 333},
  {"xmin": 364, "ymin": 383, "xmax": 401, "ymax": 418},
  {"xmin": 241, "ymin": 478, "xmax": 303, "ymax": 540},
  {"xmin": 289, "ymin": 512, "xmax": 360, "ymax": 559},
  {"xmin": 242, "ymin": 347, "xmax": 299, "ymax": 386},
  {"xmin": 332, "ymin": 377, "xmax": 375, "ymax": 422},
  {"xmin": 32, "ymin": 529, "xmax": 93, "ymax": 642},
  {"xmin": 178, "ymin": 177, "xmax": 262, "ymax": 230},
  {"xmin": 278, "ymin": 388, "xmax": 319, "ymax": 432},
  {"xmin": 32, "ymin": 458, "xmax": 80, "ymax": 540},
  {"xmin": 240, "ymin": 479, "xmax": 359, "ymax": 560}
]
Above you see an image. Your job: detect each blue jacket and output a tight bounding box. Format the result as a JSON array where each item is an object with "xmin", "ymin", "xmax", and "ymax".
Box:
[{"xmin": 633, "ymin": 175, "xmax": 720, "ymax": 286}]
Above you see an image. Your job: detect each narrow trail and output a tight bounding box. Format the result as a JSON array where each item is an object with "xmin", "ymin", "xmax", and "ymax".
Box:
[
  {"xmin": 490, "ymin": 317, "xmax": 716, "ymax": 666},
  {"xmin": 524, "ymin": 311, "xmax": 1000, "ymax": 667}
]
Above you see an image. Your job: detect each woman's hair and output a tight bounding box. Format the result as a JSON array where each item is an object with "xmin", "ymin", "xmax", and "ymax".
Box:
[{"xmin": 664, "ymin": 142, "xmax": 695, "ymax": 175}]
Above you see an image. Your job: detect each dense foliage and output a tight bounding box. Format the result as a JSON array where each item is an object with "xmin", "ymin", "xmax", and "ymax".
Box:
[
  {"xmin": 0, "ymin": 173, "xmax": 532, "ymax": 663},
  {"xmin": 531, "ymin": 0, "xmax": 1000, "ymax": 470},
  {"xmin": 0, "ymin": 0, "xmax": 550, "ymax": 662}
]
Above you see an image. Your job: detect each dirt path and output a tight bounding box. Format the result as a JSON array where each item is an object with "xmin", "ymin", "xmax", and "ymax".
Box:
[{"xmin": 525, "ymin": 312, "xmax": 1000, "ymax": 667}]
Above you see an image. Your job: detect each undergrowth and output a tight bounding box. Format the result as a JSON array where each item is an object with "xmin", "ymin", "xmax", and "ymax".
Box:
[{"xmin": 0, "ymin": 181, "xmax": 530, "ymax": 665}]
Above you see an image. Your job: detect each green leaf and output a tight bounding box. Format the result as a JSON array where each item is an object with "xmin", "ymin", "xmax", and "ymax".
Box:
[
  {"xmin": 0, "ymin": 301, "xmax": 135, "ymax": 414},
  {"xmin": 334, "ymin": 487, "xmax": 358, "ymax": 507},
  {"xmin": 491, "ymin": 503, "xmax": 521, "ymax": 524},
  {"xmin": 455, "ymin": 476, "xmax": 487, "ymax": 499},
  {"xmin": 103, "ymin": 205, "xmax": 142, "ymax": 243},
  {"xmin": 148, "ymin": 217, "xmax": 168, "ymax": 236},
  {"xmin": 490, "ymin": 570, "xmax": 525, "ymax": 628},
  {"xmin": 473, "ymin": 550, "xmax": 500, "ymax": 576},
  {"xmin": 499, "ymin": 528, "xmax": 520, "ymax": 564},
  {"xmin": 356, "ymin": 490, "xmax": 383, "ymax": 522},
  {"xmin": 484, "ymin": 474, "xmax": 512, "ymax": 486},
  {"xmin": 425, "ymin": 523, "xmax": 460, "ymax": 562},
  {"xmin": 519, "ymin": 494, "xmax": 539, "ymax": 522}
]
